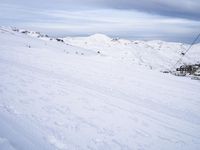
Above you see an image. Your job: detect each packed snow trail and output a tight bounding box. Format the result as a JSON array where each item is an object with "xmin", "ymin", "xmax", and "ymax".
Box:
[{"xmin": 0, "ymin": 28, "xmax": 200, "ymax": 150}]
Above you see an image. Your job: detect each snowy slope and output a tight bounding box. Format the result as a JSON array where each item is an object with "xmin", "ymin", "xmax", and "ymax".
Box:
[
  {"xmin": 0, "ymin": 28, "xmax": 200, "ymax": 150},
  {"xmin": 63, "ymin": 34, "xmax": 200, "ymax": 70}
]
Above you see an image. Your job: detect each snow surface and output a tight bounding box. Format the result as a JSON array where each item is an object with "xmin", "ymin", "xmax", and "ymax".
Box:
[{"xmin": 0, "ymin": 27, "xmax": 200, "ymax": 150}]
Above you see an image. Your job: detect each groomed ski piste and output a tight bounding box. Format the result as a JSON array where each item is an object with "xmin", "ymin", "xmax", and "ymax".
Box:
[{"xmin": 0, "ymin": 27, "xmax": 200, "ymax": 150}]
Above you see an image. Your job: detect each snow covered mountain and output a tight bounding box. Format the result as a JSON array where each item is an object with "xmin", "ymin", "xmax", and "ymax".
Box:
[
  {"xmin": 4, "ymin": 27, "xmax": 200, "ymax": 71},
  {"xmin": 63, "ymin": 34, "xmax": 200, "ymax": 70},
  {"xmin": 0, "ymin": 27, "xmax": 200, "ymax": 150}
]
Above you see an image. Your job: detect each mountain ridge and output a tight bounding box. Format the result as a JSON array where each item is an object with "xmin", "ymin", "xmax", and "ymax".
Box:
[{"xmin": 1, "ymin": 26, "xmax": 200, "ymax": 71}]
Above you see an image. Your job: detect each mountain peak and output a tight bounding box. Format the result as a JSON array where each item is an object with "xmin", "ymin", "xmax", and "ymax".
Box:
[{"xmin": 88, "ymin": 33, "xmax": 111, "ymax": 41}]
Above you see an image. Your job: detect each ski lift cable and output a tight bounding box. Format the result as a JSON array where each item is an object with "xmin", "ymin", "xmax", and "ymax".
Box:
[{"xmin": 171, "ymin": 32, "xmax": 200, "ymax": 70}]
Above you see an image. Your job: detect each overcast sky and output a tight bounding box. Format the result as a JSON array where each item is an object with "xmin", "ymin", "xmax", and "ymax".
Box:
[{"xmin": 0, "ymin": 0, "xmax": 200, "ymax": 43}]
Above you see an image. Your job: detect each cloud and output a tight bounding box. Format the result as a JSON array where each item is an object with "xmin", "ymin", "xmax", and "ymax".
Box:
[
  {"xmin": 103, "ymin": 0, "xmax": 200, "ymax": 20},
  {"xmin": 11, "ymin": 9, "xmax": 199, "ymax": 43},
  {"xmin": 0, "ymin": 0, "xmax": 200, "ymax": 43},
  {"xmin": 1, "ymin": 0, "xmax": 200, "ymax": 20}
]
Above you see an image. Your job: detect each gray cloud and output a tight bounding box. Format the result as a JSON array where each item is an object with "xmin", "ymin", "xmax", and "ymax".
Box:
[
  {"xmin": 2, "ymin": 0, "xmax": 200, "ymax": 20},
  {"xmin": 102, "ymin": 0, "xmax": 200, "ymax": 20}
]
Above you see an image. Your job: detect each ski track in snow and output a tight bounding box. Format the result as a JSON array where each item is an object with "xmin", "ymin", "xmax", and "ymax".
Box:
[{"xmin": 0, "ymin": 28, "xmax": 200, "ymax": 150}]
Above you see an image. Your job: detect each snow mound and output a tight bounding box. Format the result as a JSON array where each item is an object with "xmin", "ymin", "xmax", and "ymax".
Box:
[{"xmin": 88, "ymin": 33, "xmax": 111, "ymax": 41}]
